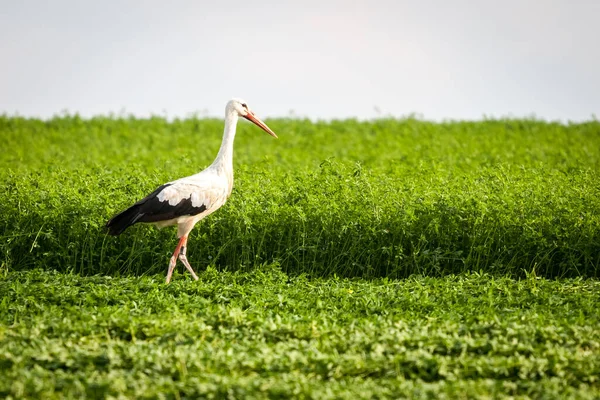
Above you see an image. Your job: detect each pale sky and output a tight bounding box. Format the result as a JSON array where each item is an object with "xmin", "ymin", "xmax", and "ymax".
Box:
[{"xmin": 1, "ymin": 0, "xmax": 598, "ymax": 121}]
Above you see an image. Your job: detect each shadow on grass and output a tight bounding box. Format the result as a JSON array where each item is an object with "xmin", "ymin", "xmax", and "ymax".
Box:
[{"xmin": 4, "ymin": 197, "xmax": 599, "ymax": 280}]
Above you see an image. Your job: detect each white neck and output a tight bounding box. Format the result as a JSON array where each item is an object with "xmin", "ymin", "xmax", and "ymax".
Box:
[{"xmin": 210, "ymin": 110, "xmax": 238, "ymax": 177}]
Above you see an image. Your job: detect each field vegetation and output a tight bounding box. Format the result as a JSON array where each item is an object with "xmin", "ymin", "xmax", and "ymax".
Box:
[
  {"xmin": 2, "ymin": 116, "xmax": 599, "ymax": 278},
  {"xmin": 1, "ymin": 115, "xmax": 599, "ymax": 398}
]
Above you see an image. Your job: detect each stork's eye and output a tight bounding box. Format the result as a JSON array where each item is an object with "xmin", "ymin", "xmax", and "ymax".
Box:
[{"xmin": 241, "ymin": 103, "xmax": 247, "ymax": 109}]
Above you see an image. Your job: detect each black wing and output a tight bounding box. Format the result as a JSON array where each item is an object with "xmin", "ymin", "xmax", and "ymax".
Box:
[{"xmin": 105, "ymin": 183, "xmax": 207, "ymax": 236}]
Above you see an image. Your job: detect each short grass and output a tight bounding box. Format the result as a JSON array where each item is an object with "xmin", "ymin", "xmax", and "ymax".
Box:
[
  {"xmin": 1, "ymin": 116, "xmax": 599, "ymax": 278},
  {"xmin": 1, "ymin": 268, "xmax": 599, "ymax": 399}
]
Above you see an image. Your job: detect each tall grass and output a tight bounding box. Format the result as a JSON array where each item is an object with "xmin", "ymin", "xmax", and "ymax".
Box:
[{"xmin": 1, "ymin": 116, "xmax": 599, "ymax": 278}]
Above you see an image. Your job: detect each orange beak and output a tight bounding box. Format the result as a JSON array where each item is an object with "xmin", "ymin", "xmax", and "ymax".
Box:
[{"xmin": 243, "ymin": 112, "xmax": 278, "ymax": 138}]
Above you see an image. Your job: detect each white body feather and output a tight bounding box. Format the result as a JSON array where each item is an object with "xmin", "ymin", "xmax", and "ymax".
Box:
[{"xmin": 153, "ymin": 169, "xmax": 232, "ymax": 236}]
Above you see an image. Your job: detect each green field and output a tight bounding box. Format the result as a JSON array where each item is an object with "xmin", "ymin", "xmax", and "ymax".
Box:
[{"xmin": 1, "ymin": 116, "xmax": 600, "ymax": 398}]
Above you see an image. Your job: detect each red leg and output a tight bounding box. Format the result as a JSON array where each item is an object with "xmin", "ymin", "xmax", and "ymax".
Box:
[
  {"xmin": 166, "ymin": 235, "xmax": 187, "ymax": 284},
  {"xmin": 178, "ymin": 236, "xmax": 199, "ymax": 281}
]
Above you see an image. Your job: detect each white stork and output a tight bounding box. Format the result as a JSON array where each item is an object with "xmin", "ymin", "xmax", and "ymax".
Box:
[{"xmin": 105, "ymin": 98, "xmax": 278, "ymax": 283}]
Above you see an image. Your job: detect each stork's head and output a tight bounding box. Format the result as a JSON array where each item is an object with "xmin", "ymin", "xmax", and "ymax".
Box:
[{"xmin": 227, "ymin": 98, "xmax": 278, "ymax": 138}]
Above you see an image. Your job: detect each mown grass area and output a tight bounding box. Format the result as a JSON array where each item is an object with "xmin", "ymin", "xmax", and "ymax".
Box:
[
  {"xmin": 1, "ymin": 116, "xmax": 599, "ymax": 278},
  {"xmin": 1, "ymin": 268, "xmax": 599, "ymax": 399}
]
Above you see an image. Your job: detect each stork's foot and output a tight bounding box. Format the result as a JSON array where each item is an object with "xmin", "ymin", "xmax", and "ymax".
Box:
[
  {"xmin": 166, "ymin": 255, "xmax": 178, "ymax": 284},
  {"xmin": 178, "ymin": 246, "xmax": 199, "ymax": 281}
]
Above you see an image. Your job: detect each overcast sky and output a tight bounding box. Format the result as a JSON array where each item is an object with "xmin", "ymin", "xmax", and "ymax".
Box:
[{"xmin": 1, "ymin": 0, "xmax": 598, "ymax": 121}]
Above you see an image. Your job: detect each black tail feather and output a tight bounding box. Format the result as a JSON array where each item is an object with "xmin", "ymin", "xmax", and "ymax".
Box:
[{"xmin": 105, "ymin": 205, "xmax": 142, "ymax": 236}]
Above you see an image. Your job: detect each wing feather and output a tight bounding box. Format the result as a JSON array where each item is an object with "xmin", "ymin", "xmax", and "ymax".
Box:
[{"xmin": 105, "ymin": 175, "xmax": 228, "ymax": 235}]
